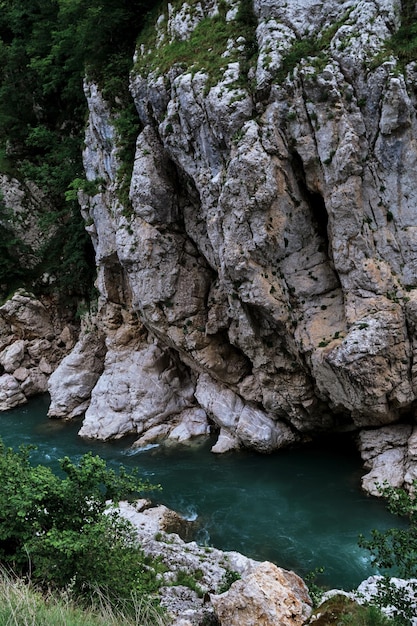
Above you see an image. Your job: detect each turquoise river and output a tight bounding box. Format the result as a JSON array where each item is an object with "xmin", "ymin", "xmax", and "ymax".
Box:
[{"xmin": 0, "ymin": 394, "xmax": 404, "ymax": 591}]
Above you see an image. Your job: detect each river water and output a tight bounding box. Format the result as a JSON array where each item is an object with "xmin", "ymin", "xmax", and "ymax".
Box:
[{"xmin": 0, "ymin": 394, "xmax": 402, "ymax": 591}]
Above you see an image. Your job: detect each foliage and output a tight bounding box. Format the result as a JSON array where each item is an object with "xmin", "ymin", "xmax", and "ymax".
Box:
[
  {"xmin": 0, "ymin": 198, "xmax": 33, "ymax": 296},
  {"xmin": 216, "ymin": 569, "xmax": 241, "ymax": 594},
  {"xmin": 0, "ymin": 439, "xmax": 161, "ymax": 606},
  {"xmin": 310, "ymin": 594, "xmax": 404, "ymax": 625},
  {"xmin": 305, "ymin": 566, "xmax": 325, "ymax": 608},
  {"xmin": 387, "ymin": 0, "xmax": 417, "ymax": 64},
  {"xmin": 0, "ymin": 569, "xmax": 168, "ymax": 626},
  {"xmin": 358, "ymin": 480, "xmax": 417, "ymax": 623},
  {"xmin": 370, "ymin": 0, "xmax": 417, "ymax": 69},
  {"xmin": 370, "ymin": 577, "xmax": 417, "ymax": 624},
  {"xmin": 358, "ymin": 481, "xmax": 417, "ymax": 578},
  {"xmin": 135, "ymin": 0, "xmax": 258, "ymax": 91},
  {"xmin": 275, "ymin": 11, "xmax": 352, "ymax": 84},
  {"xmin": 340, "ymin": 603, "xmax": 403, "ymax": 625},
  {"xmin": 173, "ymin": 568, "xmax": 204, "ymax": 597},
  {"xmin": 0, "ymin": 0, "xmax": 154, "ymax": 301}
]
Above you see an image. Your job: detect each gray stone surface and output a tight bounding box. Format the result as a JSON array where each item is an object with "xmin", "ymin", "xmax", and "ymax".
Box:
[{"xmin": 43, "ymin": 0, "xmax": 417, "ymax": 487}]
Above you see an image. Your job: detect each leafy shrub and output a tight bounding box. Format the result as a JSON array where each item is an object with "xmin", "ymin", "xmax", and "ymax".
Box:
[
  {"xmin": 0, "ymin": 439, "xmax": 161, "ymax": 607},
  {"xmin": 217, "ymin": 569, "xmax": 241, "ymax": 594},
  {"xmin": 359, "ymin": 480, "xmax": 417, "ymax": 623},
  {"xmin": 359, "ymin": 481, "xmax": 417, "ymax": 578}
]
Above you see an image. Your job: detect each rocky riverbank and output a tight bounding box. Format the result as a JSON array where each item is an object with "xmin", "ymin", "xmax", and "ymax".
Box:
[{"xmin": 118, "ymin": 499, "xmax": 417, "ymax": 625}]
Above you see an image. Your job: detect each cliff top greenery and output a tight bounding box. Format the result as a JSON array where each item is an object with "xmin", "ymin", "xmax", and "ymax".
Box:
[{"xmin": 134, "ymin": 0, "xmax": 257, "ymax": 91}]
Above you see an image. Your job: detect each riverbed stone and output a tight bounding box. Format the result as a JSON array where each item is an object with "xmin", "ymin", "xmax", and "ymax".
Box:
[
  {"xmin": 48, "ymin": 330, "xmax": 106, "ymax": 419},
  {"xmin": 0, "ymin": 291, "xmax": 55, "ymax": 340},
  {"xmin": 0, "ymin": 340, "xmax": 25, "ymax": 373},
  {"xmin": 195, "ymin": 373, "xmax": 298, "ymax": 452},
  {"xmin": 112, "ymin": 499, "xmax": 314, "ymax": 625},
  {"xmin": 0, "ymin": 291, "xmax": 80, "ymax": 410},
  {"xmin": 166, "ymin": 408, "xmax": 210, "ymax": 442},
  {"xmin": 20, "ymin": 368, "xmax": 48, "ymax": 396},
  {"xmin": 79, "ymin": 342, "xmax": 196, "ymax": 441}
]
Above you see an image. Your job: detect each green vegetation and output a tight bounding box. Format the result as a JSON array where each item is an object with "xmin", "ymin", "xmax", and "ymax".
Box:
[
  {"xmin": 0, "ymin": 0, "xmax": 152, "ymax": 302},
  {"xmin": 387, "ymin": 0, "xmax": 417, "ymax": 64},
  {"xmin": 359, "ymin": 481, "xmax": 417, "ymax": 579},
  {"xmin": 357, "ymin": 480, "xmax": 417, "ymax": 623},
  {"xmin": 217, "ymin": 569, "xmax": 241, "ymax": 594},
  {"xmin": 307, "ymin": 481, "xmax": 417, "ymax": 624},
  {"xmin": 275, "ymin": 10, "xmax": 353, "ymax": 84},
  {"xmin": 0, "ymin": 438, "xmax": 163, "ymax": 615},
  {"xmin": 310, "ymin": 594, "xmax": 404, "ymax": 625},
  {"xmin": 0, "ymin": 570, "xmax": 168, "ymax": 626},
  {"xmin": 134, "ymin": 0, "xmax": 258, "ymax": 91},
  {"xmin": 370, "ymin": 0, "xmax": 417, "ymax": 69}
]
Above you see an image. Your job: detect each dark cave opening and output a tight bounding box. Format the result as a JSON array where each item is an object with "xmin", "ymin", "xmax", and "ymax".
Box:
[
  {"xmin": 290, "ymin": 149, "xmax": 330, "ymax": 255},
  {"xmin": 308, "ymin": 190, "xmax": 329, "ymax": 247}
]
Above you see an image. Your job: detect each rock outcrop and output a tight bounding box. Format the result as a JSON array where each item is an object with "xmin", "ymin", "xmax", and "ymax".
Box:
[
  {"xmin": 0, "ymin": 291, "xmax": 77, "ymax": 410},
  {"xmin": 39, "ymin": 0, "xmax": 417, "ymax": 488},
  {"xmin": 358, "ymin": 424, "xmax": 417, "ymax": 495},
  {"xmin": 211, "ymin": 561, "xmax": 312, "ymax": 626},
  {"xmin": 115, "ymin": 499, "xmax": 312, "ymax": 626}
]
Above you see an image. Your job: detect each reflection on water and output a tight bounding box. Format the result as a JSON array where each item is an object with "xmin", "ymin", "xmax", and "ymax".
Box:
[{"xmin": 0, "ymin": 394, "xmax": 403, "ymax": 590}]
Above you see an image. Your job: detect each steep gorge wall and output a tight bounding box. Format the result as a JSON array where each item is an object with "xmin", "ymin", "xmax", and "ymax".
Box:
[{"xmin": 48, "ymin": 0, "xmax": 417, "ymax": 491}]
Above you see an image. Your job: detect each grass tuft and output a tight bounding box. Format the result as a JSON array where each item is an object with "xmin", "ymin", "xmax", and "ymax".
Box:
[{"xmin": 0, "ymin": 569, "xmax": 168, "ymax": 626}]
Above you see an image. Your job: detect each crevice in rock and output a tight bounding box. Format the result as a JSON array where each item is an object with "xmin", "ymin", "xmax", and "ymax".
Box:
[
  {"xmin": 289, "ymin": 149, "xmax": 342, "ymax": 280},
  {"xmin": 103, "ymin": 254, "xmax": 132, "ymax": 306}
]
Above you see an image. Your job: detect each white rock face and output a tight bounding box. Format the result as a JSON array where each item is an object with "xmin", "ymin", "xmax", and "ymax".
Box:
[
  {"xmin": 44, "ymin": 0, "xmax": 417, "ymax": 480},
  {"xmin": 79, "ymin": 342, "xmax": 196, "ymax": 440},
  {"xmin": 47, "ymin": 330, "xmax": 106, "ymax": 419},
  {"xmin": 358, "ymin": 424, "xmax": 417, "ymax": 495},
  {"xmin": 195, "ymin": 373, "xmax": 297, "ymax": 452},
  {"xmin": 0, "ymin": 373, "xmax": 27, "ymax": 410}
]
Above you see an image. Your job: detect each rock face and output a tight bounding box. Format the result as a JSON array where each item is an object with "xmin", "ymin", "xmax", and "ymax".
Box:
[
  {"xmin": 0, "ymin": 175, "xmax": 54, "ymax": 272},
  {"xmin": 45, "ymin": 0, "xmax": 417, "ymax": 486},
  {"xmin": 358, "ymin": 424, "xmax": 417, "ymax": 495},
  {"xmin": 0, "ymin": 291, "xmax": 77, "ymax": 410}
]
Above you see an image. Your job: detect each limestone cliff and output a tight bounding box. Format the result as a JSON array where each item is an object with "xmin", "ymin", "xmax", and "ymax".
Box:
[{"xmin": 47, "ymin": 0, "xmax": 417, "ymax": 490}]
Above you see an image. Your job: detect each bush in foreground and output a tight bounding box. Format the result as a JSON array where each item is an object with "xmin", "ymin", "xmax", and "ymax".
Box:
[{"xmin": 0, "ymin": 439, "xmax": 162, "ymax": 610}]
